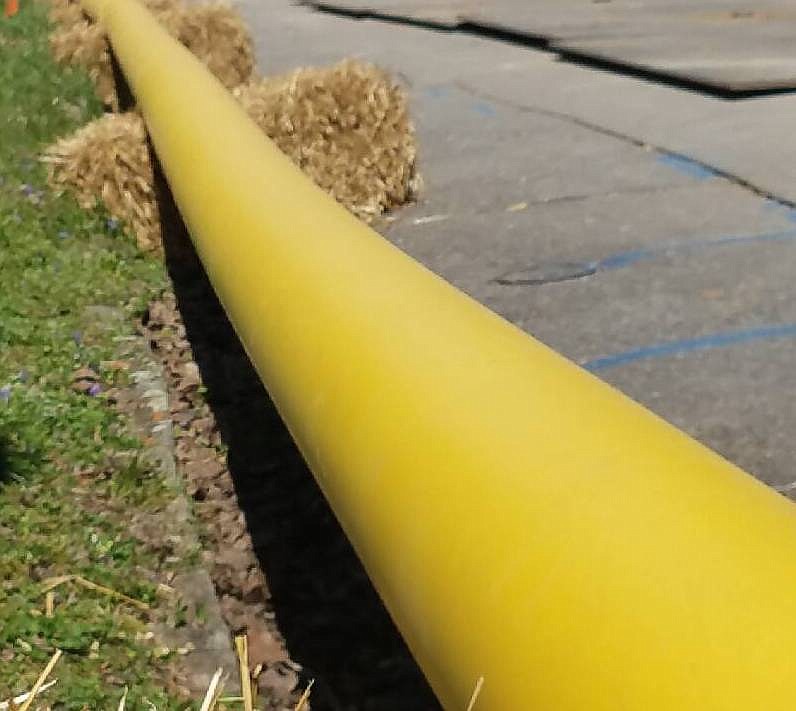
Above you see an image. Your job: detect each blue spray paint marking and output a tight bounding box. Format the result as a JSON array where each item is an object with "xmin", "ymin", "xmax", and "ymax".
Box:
[
  {"xmin": 762, "ymin": 198, "xmax": 796, "ymax": 224},
  {"xmin": 596, "ymin": 228, "xmax": 796, "ymax": 272},
  {"xmin": 584, "ymin": 323, "xmax": 796, "ymax": 372},
  {"xmin": 497, "ymin": 228, "xmax": 796, "ymax": 285},
  {"xmin": 424, "ymin": 85, "xmax": 450, "ymax": 99},
  {"xmin": 472, "ymin": 101, "xmax": 497, "ymax": 117},
  {"xmin": 656, "ymin": 153, "xmax": 719, "ymax": 181}
]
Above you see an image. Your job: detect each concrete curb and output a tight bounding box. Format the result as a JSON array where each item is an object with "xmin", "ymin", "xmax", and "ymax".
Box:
[{"xmin": 126, "ymin": 329, "xmax": 240, "ymax": 695}]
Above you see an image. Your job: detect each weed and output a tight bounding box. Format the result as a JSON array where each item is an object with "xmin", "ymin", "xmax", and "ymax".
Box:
[{"xmin": 0, "ymin": 4, "xmax": 192, "ymax": 708}]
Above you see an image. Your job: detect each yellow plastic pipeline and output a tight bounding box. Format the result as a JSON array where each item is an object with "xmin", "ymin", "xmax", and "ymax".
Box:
[{"xmin": 84, "ymin": 0, "xmax": 796, "ymax": 707}]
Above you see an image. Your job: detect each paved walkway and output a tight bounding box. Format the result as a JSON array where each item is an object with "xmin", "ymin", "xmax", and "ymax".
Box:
[{"xmin": 235, "ymin": 0, "xmax": 796, "ymax": 490}]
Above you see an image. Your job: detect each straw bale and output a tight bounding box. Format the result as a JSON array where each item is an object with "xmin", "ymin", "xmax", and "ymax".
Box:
[
  {"xmin": 233, "ymin": 60, "xmax": 419, "ymax": 220},
  {"xmin": 171, "ymin": 2, "xmax": 255, "ymax": 89},
  {"xmin": 42, "ymin": 61, "xmax": 418, "ymax": 253},
  {"xmin": 49, "ymin": 0, "xmax": 82, "ymax": 27},
  {"xmin": 48, "ymin": 0, "xmax": 253, "ymax": 109},
  {"xmin": 42, "ymin": 113, "xmax": 160, "ymax": 251},
  {"xmin": 49, "ymin": 12, "xmax": 117, "ymax": 108},
  {"xmin": 48, "ymin": 0, "xmax": 183, "ymax": 109}
]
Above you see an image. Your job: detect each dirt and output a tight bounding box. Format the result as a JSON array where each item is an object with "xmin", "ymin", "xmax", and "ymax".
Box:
[{"xmin": 140, "ymin": 293, "xmax": 303, "ymax": 710}]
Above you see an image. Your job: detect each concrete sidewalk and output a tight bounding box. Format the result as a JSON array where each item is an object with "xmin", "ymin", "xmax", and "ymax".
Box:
[{"xmin": 235, "ymin": 0, "xmax": 796, "ymax": 489}]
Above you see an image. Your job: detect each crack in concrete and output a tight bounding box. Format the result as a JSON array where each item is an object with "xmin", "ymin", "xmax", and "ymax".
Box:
[
  {"xmin": 391, "ymin": 181, "xmax": 718, "ymax": 230},
  {"xmin": 299, "ymin": 0, "xmax": 796, "ymax": 209},
  {"xmin": 307, "ymin": 1, "xmax": 796, "ymax": 99},
  {"xmin": 455, "ymin": 80, "xmax": 796, "ymax": 209}
]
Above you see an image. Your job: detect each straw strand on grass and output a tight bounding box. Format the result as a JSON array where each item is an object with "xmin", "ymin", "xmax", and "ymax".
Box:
[
  {"xmin": 45, "ymin": 591, "xmax": 55, "ymax": 618},
  {"xmin": 17, "ymin": 649, "xmax": 62, "ymax": 711},
  {"xmin": 40, "ymin": 573, "xmax": 151, "ymax": 612},
  {"xmin": 199, "ymin": 668, "xmax": 227, "ymax": 711},
  {"xmin": 0, "ymin": 680, "xmax": 57, "ymax": 711}
]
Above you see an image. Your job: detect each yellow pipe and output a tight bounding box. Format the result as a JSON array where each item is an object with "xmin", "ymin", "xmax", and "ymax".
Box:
[{"xmin": 85, "ymin": 0, "xmax": 796, "ymax": 707}]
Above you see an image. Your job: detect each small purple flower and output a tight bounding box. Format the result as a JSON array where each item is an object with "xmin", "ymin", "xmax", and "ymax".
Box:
[
  {"xmin": 20, "ymin": 184, "xmax": 43, "ymax": 204},
  {"xmin": 106, "ymin": 217, "xmax": 120, "ymax": 231},
  {"xmin": 0, "ymin": 387, "xmax": 10, "ymax": 403},
  {"xmin": 72, "ymin": 331, "xmax": 82, "ymax": 345},
  {"xmin": 87, "ymin": 383, "xmax": 102, "ymax": 397}
]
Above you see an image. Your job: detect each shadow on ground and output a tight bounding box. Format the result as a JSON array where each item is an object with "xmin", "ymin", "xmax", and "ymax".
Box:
[
  {"xmin": 0, "ymin": 439, "xmax": 9, "ymax": 484},
  {"xmin": 149, "ymin": 152, "xmax": 440, "ymax": 710}
]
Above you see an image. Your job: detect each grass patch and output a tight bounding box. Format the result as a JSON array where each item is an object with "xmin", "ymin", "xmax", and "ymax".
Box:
[{"xmin": 0, "ymin": 3, "xmax": 193, "ymax": 707}]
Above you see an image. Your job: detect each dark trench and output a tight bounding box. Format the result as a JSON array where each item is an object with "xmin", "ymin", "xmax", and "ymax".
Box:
[{"xmin": 148, "ymin": 146, "xmax": 441, "ymax": 710}]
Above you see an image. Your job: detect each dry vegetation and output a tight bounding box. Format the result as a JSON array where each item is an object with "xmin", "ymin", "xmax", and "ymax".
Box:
[
  {"xmin": 44, "ymin": 0, "xmax": 418, "ymax": 248},
  {"xmin": 235, "ymin": 60, "xmax": 419, "ymax": 221},
  {"xmin": 48, "ymin": 0, "xmax": 253, "ymax": 108},
  {"xmin": 43, "ymin": 61, "xmax": 419, "ymax": 249},
  {"xmin": 42, "ymin": 112, "xmax": 161, "ymax": 250},
  {"xmin": 4, "ymin": 0, "xmax": 422, "ymax": 705}
]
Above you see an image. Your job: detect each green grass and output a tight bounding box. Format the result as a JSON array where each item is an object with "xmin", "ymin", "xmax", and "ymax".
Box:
[{"xmin": 0, "ymin": 4, "xmax": 194, "ymax": 707}]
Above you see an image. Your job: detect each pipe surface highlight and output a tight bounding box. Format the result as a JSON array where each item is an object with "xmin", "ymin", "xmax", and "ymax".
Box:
[{"xmin": 85, "ymin": 0, "xmax": 796, "ymax": 707}]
